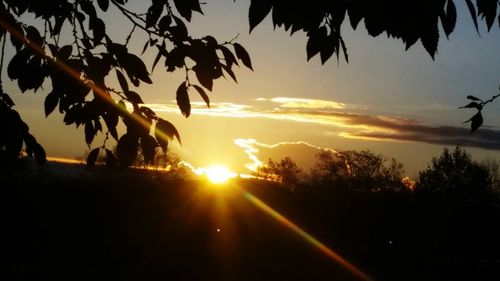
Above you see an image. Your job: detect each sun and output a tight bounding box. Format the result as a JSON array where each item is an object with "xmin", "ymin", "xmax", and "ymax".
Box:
[{"xmin": 204, "ymin": 165, "xmax": 234, "ymax": 184}]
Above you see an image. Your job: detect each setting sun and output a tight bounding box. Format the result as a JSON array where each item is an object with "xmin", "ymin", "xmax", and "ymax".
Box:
[{"xmin": 204, "ymin": 165, "xmax": 234, "ymax": 184}]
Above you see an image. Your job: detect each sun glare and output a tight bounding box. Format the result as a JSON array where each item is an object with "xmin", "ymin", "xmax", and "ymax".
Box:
[{"xmin": 205, "ymin": 165, "xmax": 234, "ymax": 184}]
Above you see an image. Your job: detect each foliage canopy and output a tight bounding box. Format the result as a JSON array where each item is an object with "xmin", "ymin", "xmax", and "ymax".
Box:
[{"xmin": 0, "ymin": 0, "xmax": 498, "ymax": 167}]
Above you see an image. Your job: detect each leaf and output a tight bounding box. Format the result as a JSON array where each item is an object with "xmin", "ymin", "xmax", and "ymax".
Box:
[
  {"xmin": 140, "ymin": 135, "xmax": 158, "ymax": 165},
  {"xmin": 124, "ymin": 91, "xmax": 144, "ymax": 104},
  {"xmin": 116, "ymin": 69, "xmax": 129, "ymax": 92},
  {"xmin": 306, "ymin": 26, "xmax": 327, "ymax": 61},
  {"xmin": 152, "ymin": 42, "xmax": 166, "ymax": 71},
  {"xmin": 176, "ymin": 82, "xmax": 190, "ymax": 117},
  {"xmin": 158, "ymin": 15, "xmax": 172, "ymax": 33},
  {"xmin": 464, "ymin": 111, "xmax": 483, "ymax": 133},
  {"xmin": 105, "ymin": 149, "xmax": 117, "ymax": 168},
  {"xmin": 26, "ymin": 26, "xmax": 43, "ymax": 46},
  {"xmin": 85, "ymin": 120, "xmax": 95, "ymax": 145},
  {"xmin": 459, "ymin": 102, "xmax": 482, "ymax": 110},
  {"xmin": 146, "ymin": 1, "xmax": 164, "ymax": 28},
  {"xmin": 44, "ymin": 91, "xmax": 59, "ymax": 117},
  {"xmin": 117, "ymin": 133, "xmax": 139, "ymax": 168},
  {"xmin": 103, "ymin": 111, "xmax": 119, "ymax": 140},
  {"xmin": 140, "ymin": 106, "xmax": 157, "ymax": 120},
  {"xmin": 221, "ymin": 64, "xmax": 237, "ymax": 83},
  {"xmin": 465, "ymin": 0, "xmax": 479, "ymax": 33},
  {"xmin": 233, "ymin": 43, "xmax": 253, "ymax": 70},
  {"xmin": 219, "ymin": 45, "xmax": 238, "ymax": 67},
  {"xmin": 249, "ymin": 0, "xmax": 272, "ymax": 33},
  {"xmin": 156, "ymin": 118, "xmax": 182, "ymax": 152},
  {"xmin": 87, "ymin": 147, "xmax": 100, "ymax": 169},
  {"xmin": 33, "ymin": 143, "xmax": 47, "ymax": 165},
  {"xmin": 466, "ymin": 95, "xmax": 482, "ymax": 101},
  {"xmin": 441, "ymin": 0, "xmax": 457, "ymax": 37},
  {"xmin": 193, "ymin": 64, "xmax": 213, "ymax": 91},
  {"xmin": 90, "ymin": 17, "xmax": 105, "ymax": 43},
  {"xmin": 8, "ymin": 49, "xmax": 30, "ymax": 80},
  {"xmin": 24, "ymin": 133, "xmax": 37, "ymax": 157},
  {"xmin": 59, "ymin": 45, "xmax": 73, "ymax": 60},
  {"xmin": 123, "ymin": 53, "xmax": 152, "ymax": 84},
  {"xmin": 192, "ymin": 84, "xmax": 210, "ymax": 108},
  {"xmin": 97, "ymin": 0, "xmax": 109, "ymax": 11}
]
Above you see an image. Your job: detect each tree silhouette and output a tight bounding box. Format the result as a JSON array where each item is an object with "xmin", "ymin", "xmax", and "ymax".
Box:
[
  {"xmin": 417, "ymin": 146, "xmax": 491, "ymax": 194},
  {"xmin": 254, "ymin": 157, "xmax": 304, "ymax": 187},
  {"xmin": 0, "ymin": 0, "xmax": 498, "ymax": 167},
  {"xmin": 312, "ymin": 150, "xmax": 406, "ymax": 191}
]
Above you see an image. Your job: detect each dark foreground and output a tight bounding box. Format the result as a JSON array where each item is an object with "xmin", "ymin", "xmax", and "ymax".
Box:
[{"xmin": 1, "ymin": 169, "xmax": 499, "ymax": 281}]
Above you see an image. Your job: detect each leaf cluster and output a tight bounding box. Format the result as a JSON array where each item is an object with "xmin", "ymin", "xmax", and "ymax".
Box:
[
  {"xmin": 0, "ymin": 0, "xmax": 251, "ymax": 168},
  {"xmin": 248, "ymin": 0, "xmax": 500, "ymax": 61}
]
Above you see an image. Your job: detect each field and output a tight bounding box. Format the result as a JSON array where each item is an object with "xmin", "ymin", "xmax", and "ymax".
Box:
[{"xmin": 1, "ymin": 166, "xmax": 499, "ymax": 281}]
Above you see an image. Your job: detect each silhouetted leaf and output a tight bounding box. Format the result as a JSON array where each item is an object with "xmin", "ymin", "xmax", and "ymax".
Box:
[
  {"xmin": 117, "ymin": 133, "xmax": 138, "ymax": 168},
  {"xmin": 146, "ymin": 1, "xmax": 163, "ymax": 28},
  {"xmin": 165, "ymin": 45, "xmax": 186, "ymax": 72},
  {"xmin": 464, "ymin": 111, "xmax": 483, "ymax": 133},
  {"xmin": 219, "ymin": 45, "xmax": 238, "ymax": 67},
  {"xmin": 156, "ymin": 118, "xmax": 181, "ymax": 152},
  {"xmin": 441, "ymin": 0, "xmax": 457, "ymax": 37},
  {"xmin": 192, "ymin": 84, "xmax": 210, "ymax": 108},
  {"xmin": 90, "ymin": 17, "xmax": 105, "ymax": 43},
  {"xmin": 307, "ymin": 26, "xmax": 327, "ymax": 61},
  {"xmin": 140, "ymin": 106, "xmax": 157, "ymax": 120},
  {"xmin": 193, "ymin": 64, "xmax": 213, "ymax": 91},
  {"xmin": 176, "ymin": 83, "xmax": 190, "ymax": 117},
  {"xmin": 221, "ymin": 64, "xmax": 237, "ymax": 83},
  {"xmin": 103, "ymin": 111, "xmax": 119, "ymax": 140},
  {"xmin": 340, "ymin": 36, "xmax": 349, "ymax": 63},
  {"xmin": 233, "ymin": 43, "xmax": 253, "ymax": 70},
  {"xmin": 123, "ymin": 53, "xmax": 152, "ymax": 84},
  {"xmin": 105, "ymin": 148, "xmax": 117, "ymax": 168},
  {"xmin": 24, "ymin": 133, "xmax": 37, "ymax": 157},
  {"xmin": 33, "ymin": 143, "xmax": 46, "ymax": 165},
  {"xmin": 158, "ymin": 15, "xmax": 172, "ymax": 33},
  {"xmin": 116, "ymin": 69, "xmax": 129, "ymax": 92},
  {"xmin": 59, "ymin": 45, "xmax": 73, "ymax": 60},
  {"xmin": 87, "ymin": 147, "xmax": 100, "ymax": 168},
  {"xmin": 44, "ymin": 91, "xmax": 59, "ymax": 117},
  {"xmin": 249, "ymin": 0, "xmax": 272, "ymax": 33},
  {"xmin": 465, "ymin": 0, "xmax": 479, "ymax": 33},
  {"xmin": 85, "ymin": 120, "xmax": 95, "ymax": 145},
  {"xmin": 141, "ymin": 135, "xmax": 158, "ymax": 165},
  {"xmin": 153, "ymin": 42, "xmax": 167, "ymax": 71},
  {"xmin": 467, "ymin": 95, "xmax": 483, "ymax": 101},
  {"xmin": 124, "ymin": 91, "xmax": 144, "ymax": 104},
  {"xmin": 8, "ymin": 49, "xmax": 30, "ymax": 80},
  {"xmin": 97, "ymin": 0, "xmax": 109, "ymax": 11},
  {"xmin": 26, "ymin": 26, "xmax": 43, "ymax": 46}
]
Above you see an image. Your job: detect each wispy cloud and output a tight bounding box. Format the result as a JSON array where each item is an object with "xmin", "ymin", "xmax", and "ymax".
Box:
[
  {"xmin": 270, "ymin": 97, "xmax": 345, "ymax": 109},
  {"xmin": 234, "ymin": 138, "xmax": 339, "ymax": 172},
  {"xmin": 145, "ymin": 97, "xmax": 500, "ymax": 151}
]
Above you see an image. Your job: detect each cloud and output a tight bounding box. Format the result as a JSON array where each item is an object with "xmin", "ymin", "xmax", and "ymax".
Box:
[
  {"xmin": 234, "ymin": 138, "xmax": 339, "ymax": 172},
  {"xmin": 270, "ymin": 97, "xmax": 345, "ymax": 109},
  {"xmin": 145, "ymin": 97, "xmax": 500, "ymax": 151}
]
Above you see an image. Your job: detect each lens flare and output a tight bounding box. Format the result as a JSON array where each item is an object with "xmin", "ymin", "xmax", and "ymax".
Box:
[{"xmin": 242, "ymin": 190, "xmax": 374, "ymax": 281}]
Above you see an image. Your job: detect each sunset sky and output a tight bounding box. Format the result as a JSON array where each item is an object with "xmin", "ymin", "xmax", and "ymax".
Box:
[{"xmin": 5, "ymin": 1, "xmax": 500, "ymax": 178}]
